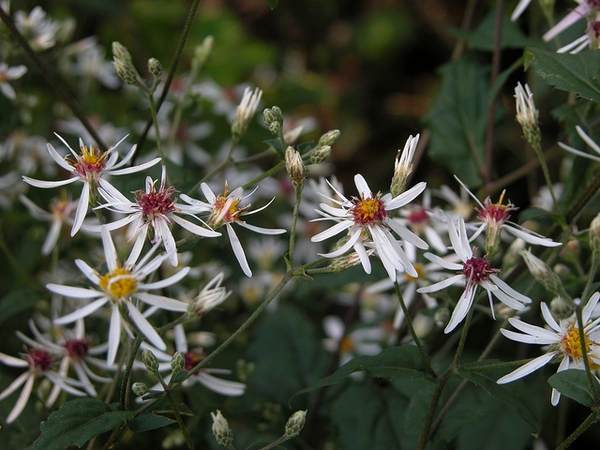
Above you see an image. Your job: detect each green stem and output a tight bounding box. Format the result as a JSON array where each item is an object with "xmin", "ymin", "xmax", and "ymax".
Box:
[
  {"xmin": 157, "ymin": 375, "xmax": 194, "ymax": 450},
  {"xmin": 574, "ymin": 304, "xmax": 599, "ymax": 405},
  {"xmin": 187, "ymin": 137, "xmax": 240, "ymax": 195},
  {"xmin": 258, "ymin": 434, "xmax": 292, "ymax": 450},
  {"xmin": 181, "ymin": 269, "xmax": 295, "ymax": 381},
  {"xmin": 147, "ymin": 92, "xmax": 166, "ymax": 165},
  {"xmin": 416, "ymin": 370, "xmax": 453, "ymax": 450},
  {"xmin": 556, "ymin": 410, "xmax": 599, "ymax": 450},
  {"xmin": 135, "ymin": 0, "xmax": 203, "ymax": 155},
  {"xmin": 530, "ymin": 141, "xmax": 560, "ymax": 214},
  {"xmin": 120, "ymin": 335, "xmax": 143, "ymax": 410},
  {"xmin": 287, "ymin": 183, "xmax": 304, "ymax": 268},
  {"xmin": 393, "ymin": 281, "xmax": 435, "ymax": 377},
  {"xmin": 241, "ymin": 161, "xmax": 286, "ymax": 190}
]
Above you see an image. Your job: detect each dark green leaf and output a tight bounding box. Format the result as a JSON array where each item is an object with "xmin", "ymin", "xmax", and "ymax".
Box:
[
  {"xmin": 424, "ymin": 58, "xmax": 490, "ymax": 188},
  {"xmin": 27, "ymin": 399, "xmax": 134, "ymax": 450},
  {"xmin": 246, "ymin": 443, "xmax": 285, "ymax": 450},
  {"xmin": 0, "ymin": 289, "xmax": 41, "ymax": 326},
  {"xmin": 331, "ymin": 382, "xmax": 407, "ymax": 450},
  {"xmin": 299, "ymin": 345, "xmax": 433, "ymax": 395},
  {"xmin": 548, "ymin": 369, "xmax": 600, "ymax": 408},
  {"xmin": 457, "ymin": 362, "xmax": 541, "ymax": 432},
  {"xmin": 268, "ymin": 0, "xmax": 279, "ymax": 10},
  {"xmin": 127, "ymin": 413, "xmax": 174, "ymax": 433},
  {"xmin": 527, "ymin": 47, "xmax": 600, "ymax": 104},
  {"xmin": 450, "ymin": 10, "xmax": 532, "ymax": 50}
]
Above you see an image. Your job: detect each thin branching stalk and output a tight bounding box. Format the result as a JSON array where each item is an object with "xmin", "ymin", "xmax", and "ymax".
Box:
[
  {"xmin": 556, "ymin": 410, "xmax": 599, "ymax": 450},
  {"xmin": 287, "ymin": 183, "xmax": 304, "ymax": 268},
  {"xmin": 157, "ymin": 375, "xmax": 194, "ymax": 450}
]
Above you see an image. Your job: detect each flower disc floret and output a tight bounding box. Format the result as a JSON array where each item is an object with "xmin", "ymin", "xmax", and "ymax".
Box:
[
  {"xmin": 560, "ymin": 327, "xmax": 590, "ymax": 359},
  {"xmin": 183, "ymin": 350, "xmax": 204, "ymax": 373},
  {"xmin": 27, "ymin": 349, "xmax": 53, "ymax": 372},
  {"xmin": 210, "ymin": 194, "xmax": 243, "ymax": 227},
  {"xmin": 63, "ymin": 338, "xmax": 90, "ymax": 361},
  {"xmin": 69, "ymin": 144, "xmax": 109, "ymax": 180},
  {"xmin": 463, "ymin": 256, "xmax": 496, "ymax": 285},
  {"xmin": 135, "ymin": 186, "xmax": 177, "ymax": 218},
  {"xmin": 352, "ymin": 196, "xmax": 387, "ymax": 225},
  {"xmin": 99, "ymin": 267, "xmax": 137, "ymax": 300}
]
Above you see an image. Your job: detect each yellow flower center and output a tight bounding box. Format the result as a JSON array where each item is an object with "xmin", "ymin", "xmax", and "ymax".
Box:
[
  {"xmin": 99, "ymin": 267, "xmax": 137, "ymax": 300},
  {"xmin": 352, "ymin": 196, "xmax": 387, "ymax": 225},
  {"xmin": 210, "ymin": 195, "xmax": 242, "ymax": 227},
  {"xmin": 405, "ymin": 263, "xmax": 426, "ymax": 282},
  {"xmin": 69, "ymin": 144, "xmax": 109, "ymax": 179},
  {"xmin": 561, "ymin": 327, "xmax": 591, "ymax": 360},
  {"xmin": 339, "ymin": 335, "xmax": 355, "ymax": 354}
]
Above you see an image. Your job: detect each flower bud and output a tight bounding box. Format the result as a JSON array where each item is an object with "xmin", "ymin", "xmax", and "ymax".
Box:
[
  {"xmin": 148, "ymin": 57, "xmax": 163, "ymax": 78},
  {"xmin": 211, "ymin": 410, "xmax": 233, "ymax": 448},
  {"xmin": 550, "ymin": 296, "xmax": 574, "ymax": 320},
  {"xmin": 391, "ymin": 134, "xmax": 419, "ymax": 197},
  {"xmin": 559, "ymin": 240, "xmax": 579, "ymax": 264},
  {"xmin": 521, "ymin": 249, "xmax": 568, "ymax": 298},
  {"xmin": 515, "ymin": 82, "xmax": 541, "ymax": 146},
  {"xmin": 232, "ymin": 87, "xmax": 262, "ymax": 138},
  {"xmin": 142, "ymin": 349, "xmax": 159, "ymax": 376},
  {"xmin": 328, "ymin": 249, "xmax": 374, "ymax": 273},
  {"xmin": 590, "ymin": 213, "xmax": 600, "ymax": 257},
  {"xmin": 285, "ymin": 146, "xmax": 305, "ymax": 186},
  {"xmin": 113, "ymin": 60, "xmax": 138, "ymax": 86},
  {"xmin": 192, "ymin": 35, "xmax": 214, "ymax": 71},
  {"xmin": 285, "ymin": 410, "xmax": 307, "ymax": 438},
  {"xmin": 187, "ymin": 272, "xmax": 231, "ymax": 318},
  {"xmin": 132, "ymin": 382, "xmax": 148, "ymax": 396},
  {"xmin": 309, "ymin": 145, "xmax": 331, "ymax": 164},
  {"xmin": 318, "ymin": 129, "xmax": 340, "ymax": 147},
  {"xmin": 263, "ymin": 106, "xmax": 283, "ymax": 135},
  {"xmin": 171, "ymin": 351, "xmax": 185, "ymax": 375},
  {"xmin": 112, "ymin": 41, "xmax": 134, "ymax": 66}
]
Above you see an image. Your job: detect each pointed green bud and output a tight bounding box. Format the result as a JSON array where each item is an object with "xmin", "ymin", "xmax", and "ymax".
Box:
[
  {"xmin": 148, "ymin": 57, "xmax": 163, "ymax": 78},
  {"xmin": 171, "ymin": 351, "xmax": 185, "ymax": 375},
  {"xmin": 113, "ymin": 60, "xmax": 138, "ymax": 86},
  {"xmin": 309, "ymin": 145, "xmax": 331, "ymax": 164},
  {"xmin": 521, "ymin": 249, "xmax": 569, "ymax": 299},
  {"xmin": 211, "ymin": 410, "xmax": 233, "ymax": 448},
  {"xmin": 318, "ymin": 129, "xmax": 340, "ymax": 147},
  {"xmin": 590, "ymin": 213, "xmax": 600, "ymax": 258},
  {"xmin": 285, "ymin": 146, "xmax": 305, "ymax": 186},
  {"xmin": 285, "ymin": 410, "xmax": 307, "ymax": 438},
  {"xmin": 112, "ymin": 41, "xmax": 134, "ymax": 66},
  {"xmin": 263, "ymin": 106, "xmax": 283, "ymax": 135},
  {"xmin": 192, "ymin": 35, "xmax": 214, "ymax": 71},
  {"xmin": 132, "ymin": 382, "xmax": 148, "ymax": 396},
  {"xmin": 142, "ymin": 349, "xmax": 159, "ymax": 376}
]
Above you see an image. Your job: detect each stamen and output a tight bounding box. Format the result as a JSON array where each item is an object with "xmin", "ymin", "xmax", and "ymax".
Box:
[
  {"xmin": 352, "ymin": 196, "xmax": 387, "ymax": 225},
  {"xmin": 99, "ymin": 267, "xmax": 137, "ymax": 300},
  {"xmin": 463, "ymin": 257, "xmax": 496, "ymax": 285},
  {"xmin": 27, "ymin": 349, "xmax": 53, "ymax": 372}
]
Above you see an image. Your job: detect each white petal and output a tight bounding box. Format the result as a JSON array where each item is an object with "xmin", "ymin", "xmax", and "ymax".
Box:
[
  {"xmin": 75, "ymin": 259, "xmax": 100, "ymax": 285},
  {"xmin": 107, "ymin": 305, "xmax": 122, "ymax": 366},
  {"xmin": 126, "ymin": 302, "xmax": 166, "ymax": 350},
  {"xmin": 170, "ymin": 214, "xmax": 221, "ymax": 238},
  {"xmin": 197, "ymin": 372, "xmax": 246, "ymax": 396},
  {"xmin": 417, "ymin": 274, "xmax": 464, "ymax": 293},
  {"xmin": 353, "ymin": 174, "xmax": 372, "ymax": 198},
  {"xmin": 0, "ymin": 352, "xmax": 29, "ymax": 368},
  {"xmin": 54, "ymin": 298, "xmax": 109, "ymax": 325},
  {"xmin": 0, "ymin": 371, "xmax": 30, "ymax": 401},
  {"xmin": 444, "ymin": 287, "xmax": 476, "ymax": 334},
  {"xmin": 422, "ymin": 252, "xmax": 463, "ymax": 271},
  {"xmin": 134, "ymin": 292, "xmax": 189, "ymax": 312},
  {"xmin": 71, "ymin": 184, "xmax": 90, "ymax": 236},
  {"xmin": 139, "ymin": 267, "xmax": 190, "ymax": 291},
  {"xmin": 496, "ymin": 352, "xmax": 556, "ymax": 384},
  {"xmin": 6, "ymin": 373, "xmax": 34, "ymax": 423},
  {"xmin": 22, "ymin": 176, "xmax": 77, "ymax": 189},
  {"xmin": 237, "ymin": 221, "xmax": 286, "ymax": 235},
  {"xmin": 541, "ymin": 302, "xmax": 562, "ymax": 333},
  {"xmin": 225, "ymin": 224, "xmax": 252, "ymax": 277},
  {"xmin": 504, "ymin": 224, "xmax": 561, "ymax": 247},
  {"xmin": 46, "ymin": 284, "xmax": 104, "ymax": 299},
  {"xmin": 311, "ymin": 220, "xmax": 353, "ymax": 242},
  {"xmin": 108, "ymin": 157, "xmax": 161, "ymax": 175},
  {"xmin": 489, "ymin": 275, "xmax": 531, "ymax": 304},
  {"xmin": 385, "ymin": 181, "xmax": 427, "ymax": 210}
]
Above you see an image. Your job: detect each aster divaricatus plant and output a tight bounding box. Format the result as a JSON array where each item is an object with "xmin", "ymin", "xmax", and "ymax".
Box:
[
  {"xmin": 497, "ymin": 293, "xmax": 600, "ymax": 406},
  {"xmin": 311, "ymin": 173, "xmax": 428, "ymax": 282},
  {"xmin": 417, "ymin": 216, "xmax": 532, "ymax": 333},
  {"xmin": 46, "ymin": 226, "xmax": 191, "ymax": 365},
  {"xmin": 22, "ymin": 133, "xmax": 161, "ymax": 236},
  {"xmin": 180, "ymin": 182, "xmax": 286, "ymax": 277}
]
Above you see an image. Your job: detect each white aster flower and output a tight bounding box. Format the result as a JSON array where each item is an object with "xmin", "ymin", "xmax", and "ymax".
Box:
[
  {"xmin": 15, "ymin": 319, "xmax": 113, "ymax": 401},
  {"xmin": 14, "ymin": 6, "xmax": 61, "ymax": 51},
  {"xmin": 417, "ymin": 216, "xmax": 532, "ymax": 333},
  {"xmin": 22, "ymin": 133, "xmax": 161, "ymax": 236},
  {"xmin": 454, "ymin": 176, "xmax": 561, "ymax": 253},
  {"xmin": 20, "ymin": 193, "xmax": 78, "ymax": 255},
  {"xmin": 142, "ymin": 324, "xmax": 246, "ymax": 396},
  {"xmin": 180, "ymin": 182, "xmax": 286, "ymax": 277},
  {"xmin": 0, "ymin": 62, "xmax": 27, "ymax": 100},
  {"xmin": 46, "ymin": 226, "xmax": 191, "ymax": 365},
  {"xmin": 0, "ymin": 345, "xmax": 86, "ymax": 424},
  {"xmin": 543, "ymin": 1, "xmax": 600, "ymax": 53},
  {"xmin": 186, "ymin": 272, "xmax": 231, "ymax": 317},
  {"xmin": 311, "ymin": 173, "xmax": 428, "ymax": 281},
  {"xmin": 91, "ymin": 165, "xmax": 221, "ymax": 266},
  {"xmin": 497, "ymin": 293, "xmax": 600, "ymax": 406}
]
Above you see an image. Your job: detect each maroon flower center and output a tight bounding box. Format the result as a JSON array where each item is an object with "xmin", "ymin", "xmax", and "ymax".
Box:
[
  {"xmin": 463, "ymin": 257, "xmax": 496, "ymax": 285},
  {"xmin": 408, "ymin": 208, "xmax": 429, "ymax": 225},
  {"xmin": 69, "ymin": 145, "xmax": 108, "ymax": 179},
  {"xmin": 135, "ymin": 186, "xmax": 177, "ymax": 218},
  {"xmin": 589, "ymin": 0, "xmax": 600, "ymax": 9},
  {"xmin": 27, "ymin": 349, "xmax": 53, "ymax": 372},
  {"xmin": 352, "ymin": 197, "xmax": 387, "ymax": 225},
  {"xmin": 589, "ymin": 21, "xmax": 600, "ymax": 39},
  {"xmin": 183, "ymin": 350, "xmax": 204, "ymax": 374},
  {"xmin": 63, "ymin": 338, "xmax": 90, "ymax": 360}
]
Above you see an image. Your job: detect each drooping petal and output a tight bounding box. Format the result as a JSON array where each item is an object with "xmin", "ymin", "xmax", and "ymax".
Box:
[
  {"xmin": 126, "ymin": 302, "xmax": 166, "ymax": 350},
  {"xmin": 496, "ymin": 352, "xmax": 557, "ymax": 384},
  {"xmin": 135, "ymin": 292, "xmax": 189, "ymax": 312},
  {"xmin": 226, "ymin": 224, "xmax": 251, "ymax": 277},
  {"xmin": 54, "ymin": 297, "xmax": 109, "ymax": 325},
  {"xmin": 5, "ymin": 373, "xmax": 34, "ymax": 423}
]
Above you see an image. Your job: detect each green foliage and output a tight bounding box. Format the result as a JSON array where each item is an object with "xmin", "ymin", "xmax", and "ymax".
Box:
[
  {"xmin": 548, "ymin": 369, "xmax": 600, "ymax": 408},
  {"xmin": 27, "ymin": 399, "xmax": 134, "ymax": 450},
  {"xmin": 424, "ymin": 58, "xmax": 491, "ymax": 188}
]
